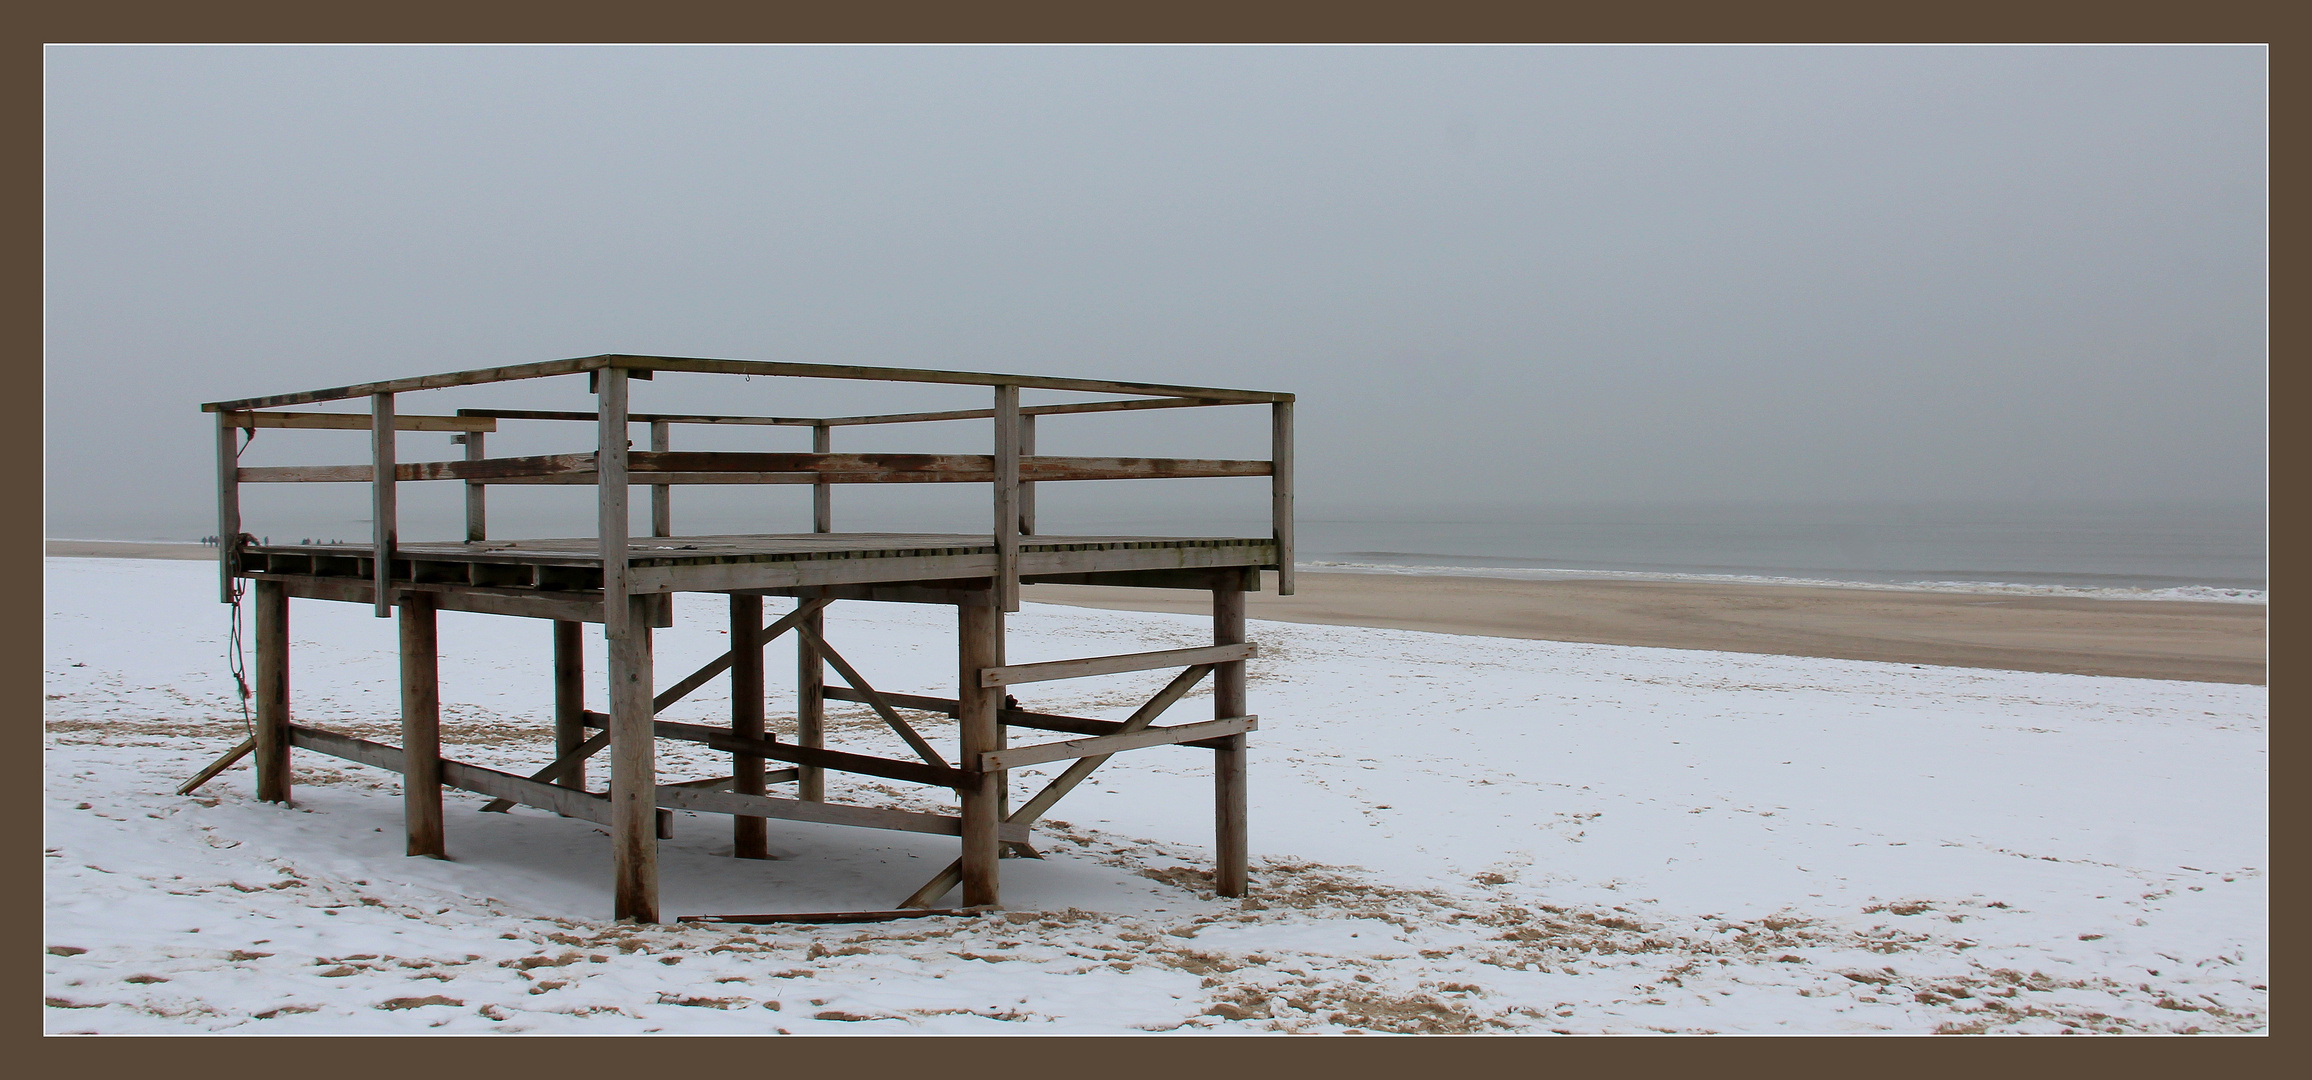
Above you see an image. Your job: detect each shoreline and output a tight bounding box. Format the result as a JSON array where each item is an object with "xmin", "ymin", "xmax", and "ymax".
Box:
[{"xmin": 48, "ymin": 541, "xmax": 2266, "ymax": 685}]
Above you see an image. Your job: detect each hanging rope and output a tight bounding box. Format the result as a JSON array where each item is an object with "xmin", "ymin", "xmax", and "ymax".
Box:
[{"xmin": 224, "ymin": 425, "xmax": 258, "ymax": 737}]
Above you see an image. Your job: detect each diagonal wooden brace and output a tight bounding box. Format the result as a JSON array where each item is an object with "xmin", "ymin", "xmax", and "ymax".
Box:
[
  {"xmin": 479, "ymin": 728, "xmax": 611, "ymax": 813},
  {"xmin": 652, "ymin": 597, "xmax": 832, "ymax": 715},
  {"xmin": 898, "ymin": 663, "xmax": 1214, "ymax": 909},
  {"xmin": 176, "ymin": 736, "xmax": 256, "ymax": 796},
  {"xmin": 796, "ymin": 622, "xmax": 949, "ymax": 769}
]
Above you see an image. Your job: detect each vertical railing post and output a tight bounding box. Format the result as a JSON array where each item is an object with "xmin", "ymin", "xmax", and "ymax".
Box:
[
  {"xmin": 800, "ymin": 425, "xmax": 831, "ymax": 803},
  {"xmin": 553, "ymin": 620, "xmax": 585, "ymax": 791},
  {"xmin": 598, "ymin": 366, "xmax": 658, "ymax": 924},
  {"xmin": 462, "ymin": 428, "xmax": 487, "ymax": 542},
  {"xmin": 811, "ymin": 423, "xmax": 833, "ymax": 534},
  {"xmin": 1271, "ymin": 399, "xmax": 1295, "ymax": 596},
  {"xmin": 215, "ymin": 412, "xmax": 241, "ymax": 604},
  {"xmin": 1017, "ymin": 412, "xmax": 1036, "ymax": 536},
  {"xmin": 650, "ymin": 420, "xmax": 672, "ymax": 538},
  {"xmin": 993, "ymin": 385, "xmax": 1020, "ymax": 613},
  {"xmin": 371, "ymin": 393, "xmax": 396, "ymax": 617}
]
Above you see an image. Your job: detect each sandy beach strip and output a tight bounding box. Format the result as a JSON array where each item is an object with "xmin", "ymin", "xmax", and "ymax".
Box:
[
  {"xmin": 1025, "ymin": 571, "xmax": 2265, "ymax": 686},
  {"xmin": 48, "ymin": 541, "xmax": 2264, "ymax": 685}
]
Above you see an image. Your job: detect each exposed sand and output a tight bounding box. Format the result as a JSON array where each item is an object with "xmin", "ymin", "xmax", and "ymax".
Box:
[
  {"xmin": 1025, "ymin": 572, "xmax": 2266, "ymax": 686},
  {"xmin": 49, "ymin": 541, "xmax": 2264, "ymax": 685}
]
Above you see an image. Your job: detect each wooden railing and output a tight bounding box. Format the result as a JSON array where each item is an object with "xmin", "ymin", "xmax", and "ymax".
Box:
[{"xmin": 204, "ymin": 353, "xmax": 1296, "ymax": 616}]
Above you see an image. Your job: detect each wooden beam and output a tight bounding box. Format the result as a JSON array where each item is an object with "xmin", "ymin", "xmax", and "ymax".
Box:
[
  {"xmin": 554, "ymin": 620, "xmax": 586, "ymax": 790},
  {"xmin": 649, "ymin": 421, "xmax": 672, "ymax": 538},
  {"xmin": 730, "ymin": 594, "xmax": 767, "ymax": 860},
  {"xmin": 400, "ymin": 593, "xmax": 445, "ymax": 858},
  {"xmin": 795, "ymin": 623, "xmax": 949, "ymax": 769},
  {"xmin": 253, "ymin": 579, "xmax": 290, "ymax": 804},
  {"xmin": 1214, "ymin": 584, "xmax": 1249, "ymax": 897},
  {"xmin": 238, "ymin": 452, "xmax": 600, "ymax": 483},
  {"xmin": 815, "ymin": 396, "xmax": 1224, "ymax": 428},
  {"xmin": 1272, "ymin": 400, "xmax": 1295, "ymax": 595},
  {"xmin": 599, "ymin": 369, "xmax": 658, "ymax": 924},
  {"xmin": 223, "ymin": 411, "xmax": 497, "ymax": 432},
  {"xmin": 993, "ymin": 385, "xmax": 1020, "ymax": 613},
  {"xmin": 178, "ymin": 736, "xmax": 255, "ymax": 796},
  {"xmin": 479, "ymin": 727, "xmax": 610, "ymax": 814},
  {"xmin": 979, "ymin": 642, "xmax": 1256, "ymax": 688},
  {"xmin": 371, "ymin": 393, "xmax": 395, "ymax": 617},
  {"xmin": 456, "ymin": 408, "xmax": 818, "ymax": 427},
  {"xmin": 605, "ymin": 354, "xmax": 1293, "ymax": 404},
  {"xmin": 202, "ymin": 355, "xmax": 609, "ymax": 412},
  {"xmin": 655, "ymin": 786, "xmax": 1030, "ymax": 843},
  {"xmin": 462, "ymin": 430, "xmax": 487, "ymax": 541},
  {"xmin": 979, "ymin": 716, "xmax": 1258, "ymax": 772},
  {"xmin": 957, "ymin": 601, "xmax": 1003, "ymax": 908},
  {"xmin": 798, "ymin": 599, "xmax": 826, "ymax": 802},
  {"xmin": 215, "ymin": 414, "xmax": 239, "ymax": 603},
  {"xmin": 584, "ymin": 713, "xmax": 974, "ymax": 790},
  {"xmin": 811, "ymin": 424, "xmax": 832, "ymax": 533},
  {"xmin": 1017, "ymin": 412, "xmax": 1036, "ymax": 536},
  {"xmin": 246, "ymin": 573, "xmax": 620, "ymax": 626}
]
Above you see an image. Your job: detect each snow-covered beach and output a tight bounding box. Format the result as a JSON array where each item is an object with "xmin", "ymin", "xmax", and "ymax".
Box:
[{"xmin": 44, "ymin": 556, "xmax": 2266, "ymax": 1033}]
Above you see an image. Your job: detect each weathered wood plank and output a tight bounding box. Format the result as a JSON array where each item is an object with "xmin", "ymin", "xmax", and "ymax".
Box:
[
  {"xmin": 994, "ymin": 385, "xmax": 1020, "ymax": 613},
  {"xmin": 239, "ymin": 453, "xmax": 599, "ymax": 483},
  {"xmin": 980, "ymin": 642, "xmax": 1256, "ymax": 687},
  {"xmin": 479, "ymin": 727, "xmax": 609, "ymax": 814},
  {"xmin": 1214, "ymin": 585, "xmax": 1250, "ymax": 897},
  {"xmin": 371, "ymin": 393, "xmax": 395, "ymax": 617},
  {"xmin": 979, "ymin": 716, "xmax": 1259, "ymax": 772},
  {"xmin": 605, "ymin": 354, "xmax": 1292, "ymax": 403},
  {"xmin": 215, "ymin": 414, "xmax": 240, "ymax": 603},
  {"xmin": 254, "ymin": 580, "xmax": 290, "ymax": 803},
  {"xmin": 729, "ymin": 594, "xmax": 767, "ymax": 860},
  {"xmin": 811, "ymin": 424, "xmax": 833, "ymax": 533},
  {"xmin": 820, "ymin": 395, "xmax": 1226, "ymax": 427},
  {"xmin": 400, "ymin": 593, "xmax": 445, "ymax": 858},
  {"xmin": 457, "ymin": 408, "xmax": 818, "ymax": 427},
  {"xmin": 650, "ymin": 421, "xmax": 673, "ymax": 538},
  {"xmin": 655, "ymin": 786, "xmax": 1030, "ymax": 842},
  {"xmin": 1272, "ymin": 400, "xmax": 1295, "ymax": 595},
  {"xmin": 203, "ymin": 355, "xmax": 610, "ymax": 412},
  {"xmin": 223, "ymin": 411, "xmax": 497, "ymax": 432},
  {"xmin": 958, "ymin": 601, "xmax": 1003, "ymax": 908},
  {"xmin": 177, "ymin": 736, "xmax": 255, "ymax": 797},
  {"xmin": 585, "ymin": 713, "xmax": 974, "ymax": 790},
  {"xmin": 247, "ymin": 574, "xmax": 614, "ymax": 625},
  {"xmin": 599, "ymin": 369, "xmax": 658, "ymax": 924},
  {"xmin": 462, "ymin": 431, "xmax": 487, "ymax": 541}
]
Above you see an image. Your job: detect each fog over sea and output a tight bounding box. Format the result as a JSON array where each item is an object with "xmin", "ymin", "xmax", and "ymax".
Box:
[{"xmin": 57, "ymin": 494, "xmax": 2264, "ymax": 604}]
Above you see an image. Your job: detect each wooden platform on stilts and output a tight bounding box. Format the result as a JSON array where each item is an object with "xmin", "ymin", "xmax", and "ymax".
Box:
[{"xmin": 192, "ymin": 354, "xmax": 1292, "ymax": 924}]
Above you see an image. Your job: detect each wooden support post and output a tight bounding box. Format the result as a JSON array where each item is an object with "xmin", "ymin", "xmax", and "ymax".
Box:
[
  {"xmin": 1214, "ymin": 584, "xmax": 1249, "ymax": 897},
  {"xmin": 1017, "ymin": 412, "xmax": 1036, "ymax": 536},
  {"xmin": 599, "ymin": 367, "xmax": 659, "ymax": 924},
  {"xmin": 253, "ymin": 579, "xmax": 290, "ymax": 804},
  {"xmin": 400, "ymin": 592, "xmax": 445, "ymax": 858},
  {"xmin": 553, "ymin": 620, "xmax": 585, "ymax": 790},
  {"xmin": 1271, "ymin": 400, "xmax": 1294, "ymax": 596},
  {"xmin": 730, "ymin": 594, "xmax": 767, "ymax": 859},
  {"xmin": 462, "ymin": 430, "xmax": 487, "ymax": 541},
  {"xmin": 650, "ymin": 420, "xmax": 672, "ymax": 538},
  {"xmin": 797, "ymin": 600, "xmax": 826, "ymax": 802},
  {"xmin": 993, "ymin": 384, "xmax": 1020, "ymax": 612},
  {"xmin": 811, "ymin": 424, "xmax": 832, "ymax": 533},
  {"xmin": 958, "ymin": 599, "xmax": 1004, "ymax": 907},
  {"xmin": 372, "ymin": 392, "xmax": 397, "ymax": 616},
  {"xmin": 215, "ymin": 413, "xmax": 240, "ymax": 603}
]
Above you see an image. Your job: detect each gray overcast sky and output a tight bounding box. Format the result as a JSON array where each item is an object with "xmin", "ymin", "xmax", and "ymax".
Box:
[{"xmin": 44, "ymin": 46, "xmax": 2265, "ymax": 538}]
